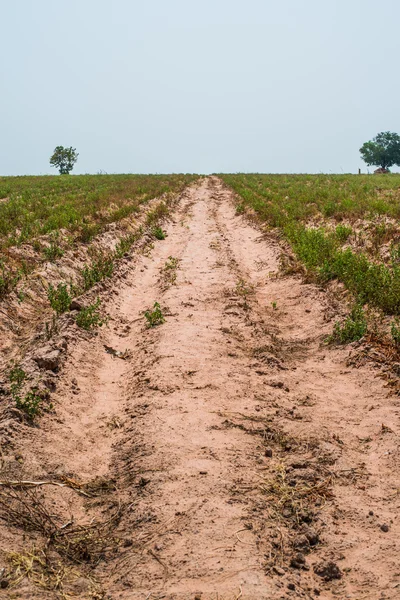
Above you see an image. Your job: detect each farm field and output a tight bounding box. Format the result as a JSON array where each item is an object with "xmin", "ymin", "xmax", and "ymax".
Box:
[
  {"xmin": 0, "ymin": 174, "xmax": 198, "ymax": 367},
  {"xmin": 221, "ymin": 174, "xmax": 400, "ymax": 340},
  {"xmin": 0, "ymin": 174, "xmax": 198, "ymax": 247},
  {"xmin": 0, "ymin": 174, "xmax": 198, "ymax": 299},
  {"xmin": 0, "ymin": 175, "xmax": 399, "ymax": 599}
]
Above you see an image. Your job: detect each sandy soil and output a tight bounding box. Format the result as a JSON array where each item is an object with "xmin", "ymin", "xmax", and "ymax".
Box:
[{"xmin": 1, "ymin": 177, "xmax": 400, "ymax": 599}]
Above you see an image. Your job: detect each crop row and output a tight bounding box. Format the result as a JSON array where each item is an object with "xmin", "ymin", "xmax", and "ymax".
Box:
[
  {"xmin": 0, "ymin": 174, "xmax": 198, "ymax": 248},
  {"xmin": 221, "ymin": 174, "xmax": 400, "ymax": 316},
  {"xmin": 221, "ymin": 174, "xmax": 400, "ymax": 225},
  {"xmin": 0, "ymin": 174, "xmax": 198, "ymax": 300}
]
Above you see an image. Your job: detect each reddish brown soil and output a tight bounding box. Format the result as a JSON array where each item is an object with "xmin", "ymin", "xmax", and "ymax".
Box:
[{"xmin": 1, "ymin": 178, "xmax": 400, "ymax": 599}]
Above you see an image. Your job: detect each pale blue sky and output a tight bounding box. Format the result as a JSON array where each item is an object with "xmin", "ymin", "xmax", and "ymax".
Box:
[{"xmin": 1, "ymin": 0, "xmax": 399, "ymax": 174}]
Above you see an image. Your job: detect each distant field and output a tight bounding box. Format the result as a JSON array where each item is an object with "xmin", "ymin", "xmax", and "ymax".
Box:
[
  {"xmin": 0, "ymin": 174, "xmax": 198, "ymax": 248},
  {"xmin": 221, "ymin": 174, "xmax": 400, "ymax": 315},
  {"xmin": 0, "ymin": 174, "xmax": 198, "ymax": 300}
]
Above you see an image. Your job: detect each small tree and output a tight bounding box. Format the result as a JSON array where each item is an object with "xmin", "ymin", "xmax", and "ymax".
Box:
[
  {"xmin": 360, "ymin": 131, "xmax": 400, "ymax": 172},
  {"xmin": 49, "ymin": 146, "xmax": 79, "ymax": 174}
]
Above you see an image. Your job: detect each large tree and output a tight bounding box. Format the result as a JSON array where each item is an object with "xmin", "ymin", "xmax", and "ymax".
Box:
[
  {"xmin": 49, "ymin": 146, "xmax": 79, "ymax": 174},
  {"xmin": 360, "ymin": 131, "xmax": 400, "ymax": 171}
]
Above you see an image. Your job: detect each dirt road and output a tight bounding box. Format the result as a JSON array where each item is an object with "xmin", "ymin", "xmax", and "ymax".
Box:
[{"xmin": 2, "ymin": 178, "xmax": 400, "ymax": 599}]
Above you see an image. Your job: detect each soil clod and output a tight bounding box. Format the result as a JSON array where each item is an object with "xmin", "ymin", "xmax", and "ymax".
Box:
[{"xmin": 313, "ymin": 561, "xmax": 342, "ymax": 581}]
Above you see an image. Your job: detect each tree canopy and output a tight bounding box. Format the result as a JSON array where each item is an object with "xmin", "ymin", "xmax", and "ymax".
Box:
[
  {"xmin": 49, "ymin": 146, "xmax": 79, "ymax": 175},
  {"xmin": 360, "ymin": 132, "xmax": 400, "ymax": 171}
]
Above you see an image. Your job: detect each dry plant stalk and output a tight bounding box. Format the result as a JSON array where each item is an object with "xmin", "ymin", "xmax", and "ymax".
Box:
[{"xmin": 0, "ymin": 486, "xmax": 122, "ymax": 597}]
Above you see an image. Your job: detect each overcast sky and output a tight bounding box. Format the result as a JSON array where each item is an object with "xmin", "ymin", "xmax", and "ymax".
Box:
[{"xmin": 1, "ymin": 0, "xmax": 399, "ymax": 175}]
